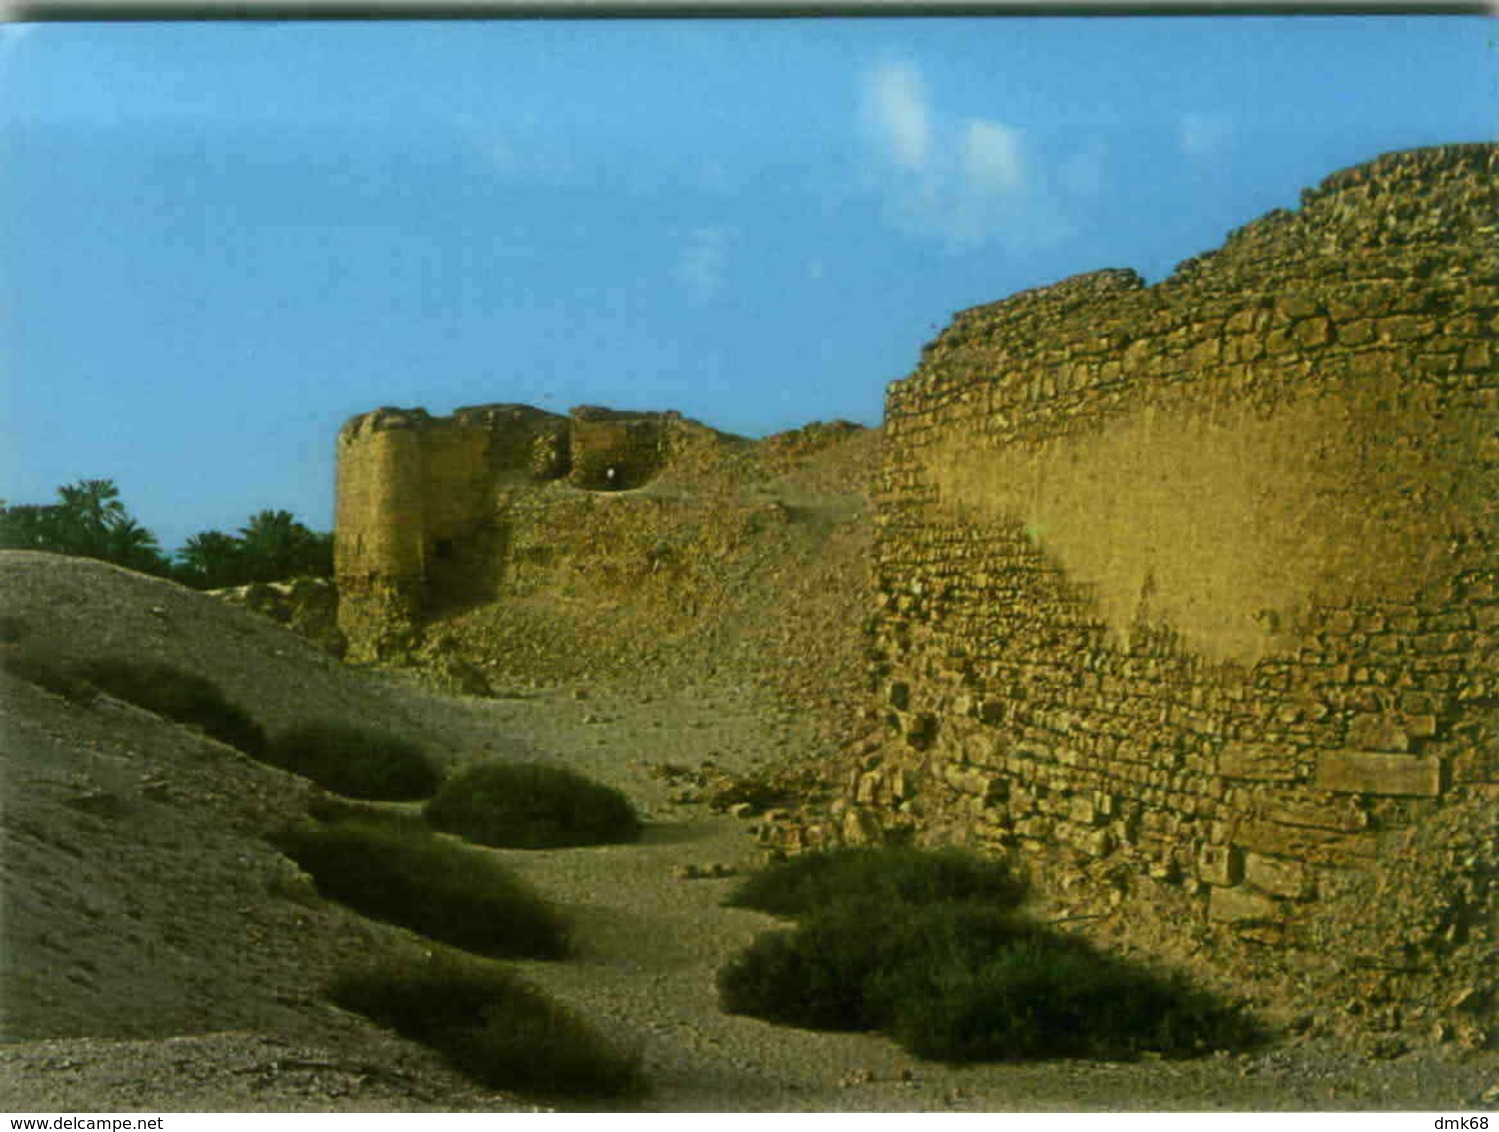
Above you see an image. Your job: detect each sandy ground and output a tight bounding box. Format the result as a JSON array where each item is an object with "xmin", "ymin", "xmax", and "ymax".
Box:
[{"xmin": 1, "ymin": 552, "xmax": 1495, "ymax": 1112}]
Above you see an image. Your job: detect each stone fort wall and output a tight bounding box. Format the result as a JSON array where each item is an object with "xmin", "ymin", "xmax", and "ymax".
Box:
[
  {"xmin": 821, "ymin": 145, "xmax": 1496, "ymax": 1041},
  {"xmin": 335, "ymin": 403, "xmax": 728, "ymax": 659}
]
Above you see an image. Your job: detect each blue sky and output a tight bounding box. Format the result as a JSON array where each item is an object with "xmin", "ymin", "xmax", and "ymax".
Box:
[{"xmin": 1, "ymin": 16, "xmax": 1494, "ymax": 553}]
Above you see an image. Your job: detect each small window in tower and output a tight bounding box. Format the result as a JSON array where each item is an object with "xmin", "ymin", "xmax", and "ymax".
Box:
[{"xmin": 433, "ymin": 538, "xmax": 455, "ymax": 560}]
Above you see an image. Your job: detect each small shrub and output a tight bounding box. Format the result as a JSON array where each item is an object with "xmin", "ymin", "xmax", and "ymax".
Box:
[
  {"xmin": 273, "ymin": 818, "xmax": 569, "ymax": 959},
  {"xmin": 726, "ymin": 846, "xmax": 1027, "ymax": 918},
  {"xmin": 886, "ymin": 933, "xmax": 1263, "ymax": 1063},
  {"xmin": 717, "ymin": 900, "xmax": 1030, "ymax": 1032},
  {"xmin": 425, "ymin": 761, "xmax": 641, "ymax": 849},
  {"xmin": 78, "ymin": 657, "xmax": 264, "ymax": 754},
  {"xmin": 331, "ymin": 952, "xmax": 644, "ymax": 1100},
  {"xmin": 718, "ymin": 848, "xmax": 1261, "ymax": 1063},
  {"xmin": 0, "ymin": 650, "xmax": 99, "ymax": 704},
  {"xmin": 264, "ymin": 722, "xmax": 440, "ymax": 801},
  {"xmin": 717, "ymin": 920, "xmax": 889, "ymax": 1032}
]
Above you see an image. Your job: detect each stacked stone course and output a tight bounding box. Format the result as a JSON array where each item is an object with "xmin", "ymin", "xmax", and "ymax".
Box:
[{"xmin": 814, "ymin": 144, "xmax": 1497, "ymax": 1041}]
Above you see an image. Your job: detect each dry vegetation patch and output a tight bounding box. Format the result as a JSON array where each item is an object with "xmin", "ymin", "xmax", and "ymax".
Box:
[
  {"xmin": 330, "ymin": 951, "xmax": 645, "ymax": 1101},
  {"xmin": 272, "ymin": 818, "xmax": 571, "ymax": 960},
  {"xmin": 425, "ymin": 761, "xmax": 641, "ymax": 849},
  {"xmin": 720, "ymin": 848, "xmax": 1264, "ymax": 1064}
]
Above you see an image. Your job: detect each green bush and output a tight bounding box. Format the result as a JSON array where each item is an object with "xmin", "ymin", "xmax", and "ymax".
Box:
[
  {"xmin": 425, "ymin": 761, "xmax": 641, "ymax": 849},
  {"xmin": 78, "ymin": 657, "xmax": 265, "ymax": 754},
  {"xmin": 884, "ymin": 932, "xmax": 1262, "ymax": 1063},
  {"xmin": 331, "ymin": 952, "xmax": 644, "ymax": 1100},
  {"xmin": 718, "ymin": 848, "xmax": 1261, "ymax": 1063},
  {"xmin": 725, "ymin": 845, "xmax": 1027, "ymax": 918},
  {"xmin": 718, "ymin": 900, "xmax": 1031, "ymax": 1032},
  {"xmin": 263, "ymin": 722, "xmax": 441, "ymax": 801},
  {"xmin": 273, "ymin": 818, "xmax": 569, "ymax": 960}
]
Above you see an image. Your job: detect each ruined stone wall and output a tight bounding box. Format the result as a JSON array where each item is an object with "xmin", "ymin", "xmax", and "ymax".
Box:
[
  {"xmin": 335, "ymin": 404, "xmax": 570, "ymax": 657},
  {"xmin": 334, "ymin": 403, "xmax": 738, "ymax": 660},
  {"xmin": 843, "ymin": 145, "xmax": 1497, "ymax": 1041}
]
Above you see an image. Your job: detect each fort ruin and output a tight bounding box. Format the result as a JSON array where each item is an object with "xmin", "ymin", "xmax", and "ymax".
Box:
[
  {"xmin": 789, "ymin": 142, "xmax": 1496, "ymax": 1038},
  {"xmin": 336, "ymin": 143, "xmax": 1496, "ymax": 1040},
  {"xmin": 335, "ymin": 403, "xmax": 737, "ymax": 660}
]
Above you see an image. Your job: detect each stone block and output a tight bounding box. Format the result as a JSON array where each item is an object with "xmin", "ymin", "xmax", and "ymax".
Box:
[
  {"xmin": 1452, "ymin": 747, "xmax": 1499, "ymax": 784},
  {"xmin": 1016, "ymin": 815, "xmax": 1053, "ymax": 841},
  {"xmin": 1293, "ymin": 317, "xmax": 1332, "ymax": 348},
  {"xmin": 1244, "ymin": 852, "xmax": 1312, "ymax": 899},
  {"xmin": 1314, "ymin": 750, "xmax": 1442, "ymax": 796},
  {"xmin": 1235, "ymin": 819, "xmax": 1379, "ymax": 865},
  {"xmin": 1068, "ymin": 794, "xmax": 1100, "ymax": 826},
  {"xmin": 904, "ymin": 712, "xmax": 938, "ymax": 750},
  {"xmin": 1379, "ymin": 314, "xmax": 1435, "ymax": 341},
  {"xmin": 889, "ymin": 768, "xmax": 911, "ymax": 802},
  {"xmin": 842, "ymin": 807, "xmax": 884, "ymax": 847},
  {"xmin": 1347, "ymin": 713, "xmax": 1411, "ymax": 752},
  {"xmin": 1196, "ymin": 843, "xmax": 1244, "ymax": 887},
  {"xmin": 1209, "ymin": 886, "xmax": 1280, "ymax": 925},
  {"xmin": 1217, "ymin": 741, "xmax": 1299, "ymax": 782},
  {"xmin": 944, "ymin": 765, "xmax": 1003, "ymax": 801},
  {"xmin": 1265, "ymin": 794, "xmax": 1368, "ymax": 832},
  {"xmin": 1080, "ymin": 827, "xmax": 1115, "ymax": 858},
  {"xmin": 1276, "ymin": 294, "xmax": 1322, "ymax": 319},
  {"xmin": 1225, "ymin": 307, "xmax": 1261, "ymax": 334},
  {"xmin": 1405, "ymin": 714, "xmax": 1438, "ymax": 739}
]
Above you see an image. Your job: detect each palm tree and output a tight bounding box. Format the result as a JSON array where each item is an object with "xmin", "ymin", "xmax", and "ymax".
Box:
[
  {"xmin": 56, "ymin": 478, "xmax": 124, "ymax": 522},
  {"xmin": 237, "ymin": 509, "xmax": 299, "ymax": 582},
  {"xmin": 236, "ymin": 510, "xmax": 330, "ymax": 582},
  {"xmin": 178, "ymin": 529, "xmax": 244, "ymax": 588},
  {"xmin": 101, "ymin": 514, "xmax": 169, "ymax": 575},
  {"xmin": 0, "ymin": 503, "xmax": 67, "ymax": 551},
  {"xmin": 54, "ymin": 479, "xmax": 125, "ymax": 559}
]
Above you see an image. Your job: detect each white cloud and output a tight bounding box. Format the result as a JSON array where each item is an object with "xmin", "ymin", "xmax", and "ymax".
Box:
[
  {"xmin": 962, "ymin": 119, "xmax": 1024, "ymax": 193},
  {"xmin": 1179, "ymin": 112, "xmax": 1231, "ymax": 157},
  {"xmin": 673, "ymin": 226, "xmax": 731, "ymax": 306},
  {"xmin": 858, "ymin": 59, "xmax": 1068, "ymax": 251},
  {"xmin": 864, "ymin": 61, "xmax": 932, "ymax": 174}
]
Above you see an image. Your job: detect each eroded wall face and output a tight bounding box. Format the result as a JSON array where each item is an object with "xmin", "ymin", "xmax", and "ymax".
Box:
[
  {"xmin": 569, "ymin": 418, "xmax": 668, "ymax": 490},
  {"xmin": 845, "ymin": 146, "xmax": 1497, "ymax": 1036},
  {"xmin": 418, "ymin": 425, "xmax": 506, "ymax": 610},
  {"xmin": 335, "ymin": 418, "xmax": 428, "ymax": 660},
  {"xmin": 335, "ymin": 408, "xmax": 560, "ymax": 659},
  {"xmin": 334, "ymin": 404, "xmax": 722, "ymax": 659}
]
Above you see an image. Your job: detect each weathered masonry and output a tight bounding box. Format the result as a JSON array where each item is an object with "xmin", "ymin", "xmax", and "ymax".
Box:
[
  {"xmin": 841, "ymin": 145, "xmax": 1496, "ymax": 1038},
  {"xmin": 335, "ymin": 403, "xmax": 728, "ymax": 658}
]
